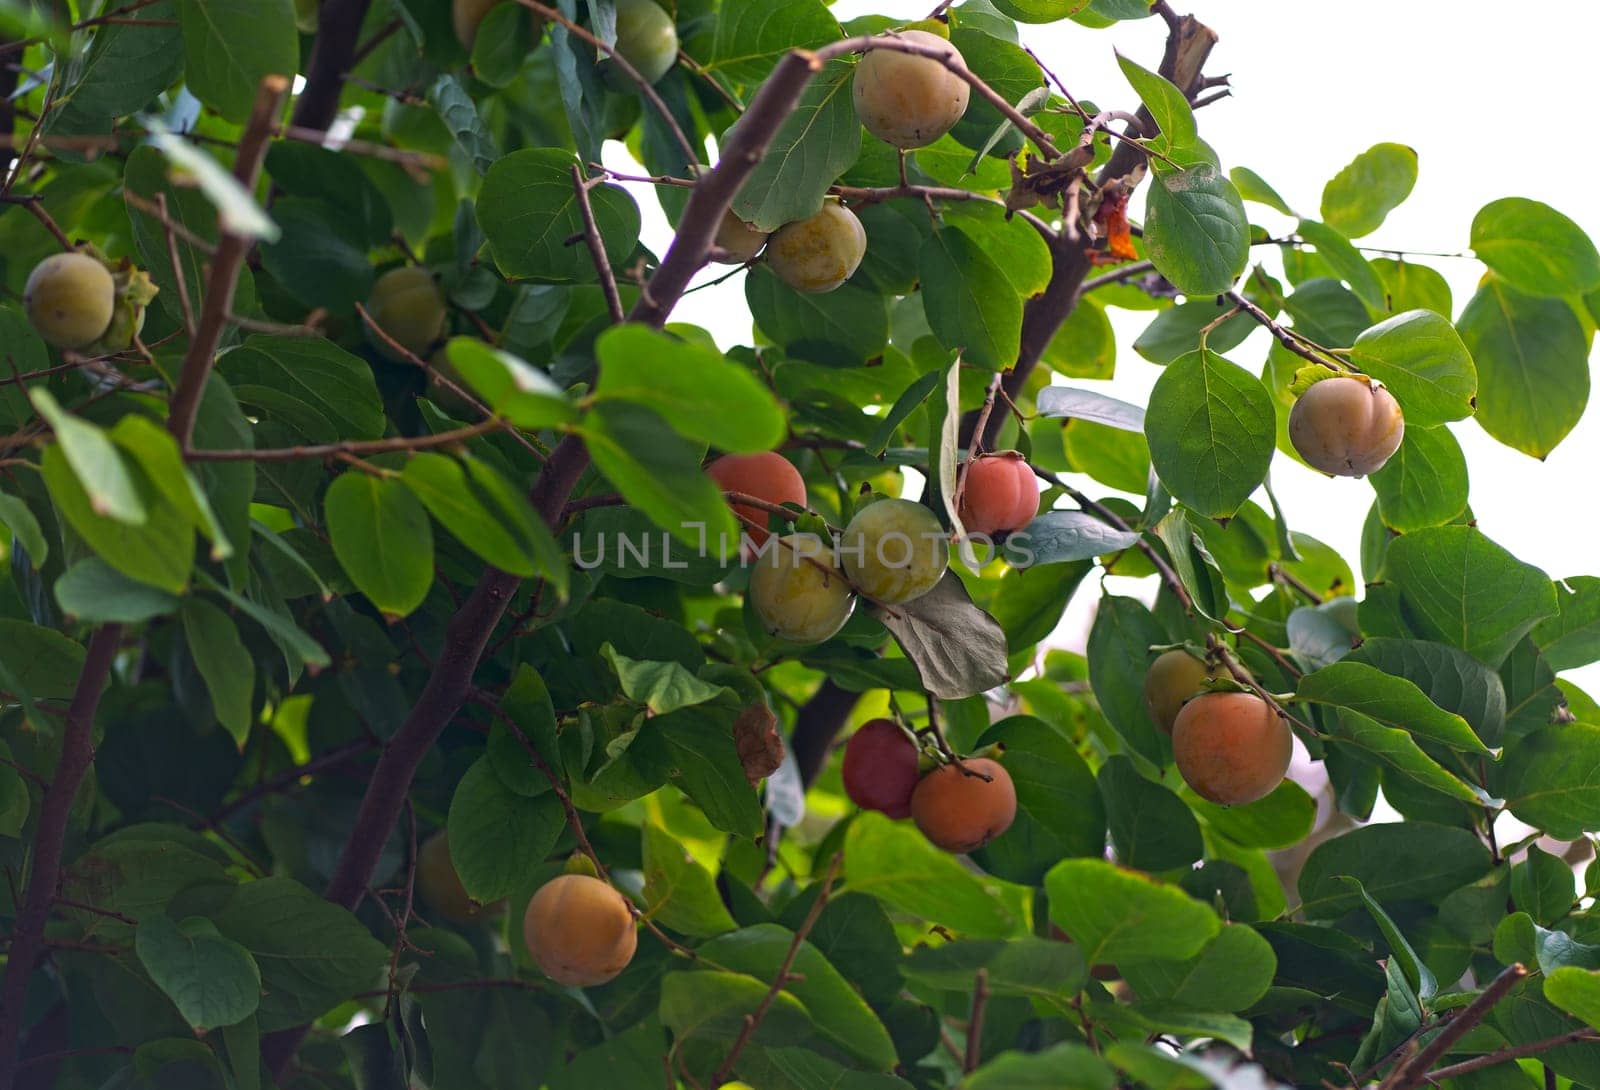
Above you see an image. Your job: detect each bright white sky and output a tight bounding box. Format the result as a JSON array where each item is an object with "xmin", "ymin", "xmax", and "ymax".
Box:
[{"xmin": 608, "ymin": 1, "xmax": 1600, "ymax": 701}]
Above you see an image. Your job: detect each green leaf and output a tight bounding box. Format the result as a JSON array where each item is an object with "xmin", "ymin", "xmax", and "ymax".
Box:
[
  {"xmin": 1382, "ymin": 525, "xmax": 1557, "ymax": 668},
  {"xmin": 109, "ymin": 414, "xmax": 232, "ymax": 560},
  {"xmin": 746, "ymin": 270, "xmax": 889, "ymax": 367},
  {"xmin": 402, "ymin": 453, "xmax": 540, "ymax": 577},
  {"xmin": 1458, "ymin": 278, "xmax": 1590, "ymax": 459},
  {"xmin": 729, "ymin": 59, "xmax": 860, "ymax": 232},
  {"xmin": 990, "ymin": 0, "xmax": 1094, "ymax": 22},
  {"xmin": 871, "ymin": 572, "xmax": 1009, "ymax": 701},
  {"xmin": 1546, "ymin": 967, "xmax": 1600, "ymax": 1030},
  {"xmin": 0, "ymin": 620, "xmax": 85, "ymax": 701},
  {"xmin": 1132, "ymin": 297, "xmax": 1256, "ymax": 365},
  {"xmin": 1043, "ymin": 295, "xmax": 1117, "ymax": 378},
  {"xmin": 1119, "ymin": 924, "xmax": 1276, "ymax": 1012},
  {"xmin": 1005, "ymin": 512, "xmax": 1140, "ymax": 567},
  {"xmin": 963, "ymin": 1043, "xmax": 1114, "ymax": 1089},
  {"xmin": 136, "ymin": 914, "xmax": 260, "ymax": 1031},
  {"xmin": 180, "ymin": 599, "xmax": 255, "ymax": 748},
  {"xmin": 221, "ymin": 336, "xmax": 387, "ymax": 441},
  {"xmin": 41, "ymin": 445, "xmax": 193, "ymax": 594},
  {"xmin": 488, "ymin": 664, "xmax": 561, "ymax": 796},
  {"xmin": 1348, "ymin": 637, "xmax": 1507, "ymax": 747},
  {"xmin": 461, "ymin": 454, "xmax": 569, "ymax": 600},
  {"xmin": 1115, "ymin": 52, "xmax": 1196, "ymax": 159},
  {"xmin": 1036, "ymin": 386, "xmax": 1145, "ymax": 431},
  {"xmin": 30, "ymin": 389, "xmax": 145, "ymax": 524},
  {"xmin": 0, "ymin": 740, "xmax": 28, "ymax": 838},
  {"xmin": 1086, "ymin": 596, "xmax": 1170, "ymax": 768},
  {"xmin": 706, "ymin": 0, "xmax": 841, "ymax": 85},
  {"xmin": 174, "ymin": 0, "xmax": 297, "ymax": 123},
  {"xmin": 697, "ymin": 924, "xmax": 898, "ymax": 1070},
  {"xmin": 55, "ymin": 559, "xmax": 183, "ymax": 623},
  {"xmin": 1144, "ymin": 348, "xmax": 1276, "ymax": 518},
  {"xmin": 1296, "ymin": 821, "xmax": 1492, "ymax": 918},
  {"xmin": 1325, "ymin": 709, "xmax": 1481, "ymax": 804},
  {"xmin": 641, "ymin": 821, "xmax": 738, "ymax": 938},
  {"xmin": 594, "ymin": 325, "xmax": 785, "ymax": 452},
  {"xmin": 1295, "ymin": 219, "xmax": 1385, "ymax": 312},
  {"xmin": 843, "ymin": 812, "xmax": 1018, "ymax": 938},
  {"xmin": 1231, "ymin": 165, "xmax": 1295, "ymax": 216},
  {"xmin": 446, "ymin": 758, "xmax": 565, "ymax": 902},
  {"xmin": 211, "ymin": 878, "xmax": 389, "ymax": 1032},
  {"xmin": 442, "ymin": 338, "xmax": 576, "ymax": 429},
  {"xmin": 198, "ymin": 574, "xmax": 331, "ymax": 671},
  {"xmin": 1183, "ymin": 779, "xmax": 1317, "ymax": 851},
  {"xmin": 427, "ymin": 74, "xmax": 499, "ymax": 175},
  {"xmin": 660, "ymin": 970, "xmax": 813, "ymax": 1045},
  {"xmin": 1471, "ymin": 197, "xmax": 1600, "ymax": 297},
  {"xmin": 324, "ymin": 472, "xmax": 435, "ymax": 618},
  {"xmin": 973, "ymin": 715, "xmax": 1106, "ymax": 885},
  {"xmin": 902, "ymin": 937, "xmax": 1087, "ymax": 1003},
  {"xmin": 1098, "ymin": 756, "xmax": 1203, "ymax": 872},
  {"xmin": 1297, "ymin": 661, "xmax": 1491, "ymax": 754},
  {"xmin": 1371, "ymin": 258, "xmax": 1454, "ymax": 317},
  {"xmin": 0, "ymin": 490, "xmax": 46, "ymax": 566},
  {"xmin": 478, "ymin": 148, "xmax": 641, "ymax": 282},
  {"xmin": 1339, "ymin": 877, "xmax": 1437, "ymax": 999},
  {"xmin": 1369, "ymin": 426, "xmax": 1469, "ymax": 532},
  {"xmin": 580, "ymin": 401, "xmax": 738, "ymax": 552},
  {"xmin": 42, "ymin": 1, "xmax": 182, "ymax": 128},
  {"xmin": 1534, "ymin": 577, "xmax": 1600, "ymax": 672},
  {"xmin": 602, "ymin": 644, "xmax": 727, "ymax": 714},
  {"xmin": 659, "ymin": 709, "xmax": 765, "ymax": 838},
  {"xmin": 144, "ymin": 119, "xmax": 279, "ymax": 242},
  {"xmin": 1143, "ymin": 165, "xmax": 1250, "ymax": 296},
  {"xmin": 1497, "ymin": 724, "xmax": 1600, "ymax": 840},
  {"xmin": 1346, "ymin": 309, "xmax": 1478, "ymax": 426},
  {"xmin": 920, "ymin": 226, "xmax": 1022, "ymax": 371},
  {"xmin": 1045, "ymin": 858, "xmax": 1220, "ymax": 966},
  {"xmin": 1320, "ymin": 142, "xmax": 1418, "ymax": 238}
]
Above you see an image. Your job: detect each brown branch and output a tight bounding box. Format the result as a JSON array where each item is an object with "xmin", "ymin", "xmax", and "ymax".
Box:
[
  {"xmin": 1079, "ymin": 258, "xmax": 1157, "ymax": 294},
  {"xmin": 1422, "ymin": 1029, "xmax": 1600, "ymax": 1085},
  {"xmin": 0, "ymin": 624, "xmax": 123, "ymax": 1084},
  {"xmin": 570, "ymin": 164, "xmax": 624, "ymax": 325},
  {"xmin": 209, "ymin": 738, "xmax": 377, "ymax": 826},
  {"xmin": 964, "ymin": 968, "xmax": 989, "ymax": 1073},
  {"xmin": 154, "ymin": 193, "xmax": 196, "ymax": 336},
  {"xmin": 1390, "ymin": 964, "xmax": 1528, "ymax": 1090},
  {"xmin": 186, "ymin": 419, "xmax": 500, "ymax": 462},
  {"xmin": 711, "ymin": 854, "xmax": 842, "ymax": 1085},
  {"xmin": 1225, "ymin": 290, "xmax": 1351, "ymax": 372},
  {"xmin": 293, "ymin": 0, "xmax": 373, "ymax": 132},
  {"xmin": 0, "ymin": 194, "xmax": 73, "ymax": 251},
  {"xmin": 167, "ymin": 76, "xmax": 288, "ymax": 447}
]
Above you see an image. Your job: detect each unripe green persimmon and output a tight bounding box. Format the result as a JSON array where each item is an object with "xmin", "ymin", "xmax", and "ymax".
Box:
[
  {"xmin": 764, "ymin": 202, "xmax": 867, "ymax": 294},
  {"xmin": 747, "ymin": 533, "xmax": 855, "ymax": 644},
  {"xmin": 1288, "ymin": 376, "xmax": 1405, "ymax": 477},
  {"xmin": 523, "ymin": 874, "xmax": 638, "ymax": 986},
  {"xmin": 609, "ymin": 0, "xmax": 678, "ymax": 85},
  {"xmin": 1143, "ymin": 649, "xmax": 1216, "ymax": 735},
  {"xmin": 713, "ymin": 210, "xmax": 769, "ymax": 264},
  {"xmin": 452, "ymin": 0, "xmax": 544, "ymax": 50},
  {"xmin": 24, "ymin": 252, "xmax": 116, "ymax": 349},
  {"xmin": 852, "ymin": 30, "xmax": 971, "ymax": 149},
  {"xmin": 416, "ymin": 831, "xmax": 501, "ymax": 925},
  {"xmin": 366, "ymin": 266, "xmax": 447, "ymax": 362},
  {"xmin": 840, "ymin": 498, "xmax": 948, "ymax": 605}
]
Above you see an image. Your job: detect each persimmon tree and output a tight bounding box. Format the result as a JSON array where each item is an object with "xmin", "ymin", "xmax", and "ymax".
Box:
[{"xmin": 1, "ymin": 0, "xmax": 1599, "ymax": 1088}]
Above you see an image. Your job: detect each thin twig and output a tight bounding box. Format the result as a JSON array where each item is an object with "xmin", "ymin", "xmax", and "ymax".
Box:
[
  {"xmin": 1390, "ymin": 964, "xmax": 1528, "ymax": 1089},
  {"xmin": 964, "ymin": 968, "xmax": 989, "ymax": 1073},
  {"xmin": 186, "ymin": 419, "xmax": 500, "ymax": 461},
  {"xmin": 1424, "ymin": 1030, "xmax": 1600, "ymax": 1085},
  {"xmin": 155, "ymin": 194, "xmax": 195, "ymax": 336},
  {"xmin": 570, "ymin": 164, "xmax": 624, "ymax": 325}
]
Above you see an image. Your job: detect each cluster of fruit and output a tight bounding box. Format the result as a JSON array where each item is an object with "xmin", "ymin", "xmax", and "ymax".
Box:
[
  {"xmin": 843, "ymin": 719, "xmax": 1016, "ymax": 854},
  {"xmin": 1143, "ymin": 649, "xmax": 1293, "ymax": 806}
]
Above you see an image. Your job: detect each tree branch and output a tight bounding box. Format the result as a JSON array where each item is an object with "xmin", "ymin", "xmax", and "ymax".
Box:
[
  {"xmin": 0, "ymin": 624, "xmax": 123, "ymax": 1084},
  {"xmin": 571, "ymin": 164, "xmax": 624, "ymax": 325},
  {"xmin": 292, "ymin": 0, "xmax": 372, "ymax": 132},
  {"xmin": 1390, "ymin": 963, "xmax": 1528, "ymax": 1090},
  {"xmin": 167, "ymin": 76, "xmax": 289, "ymax": 447},
  {"xmin": 1422, "ymin": 1029, "xmax": 1600, "ymax": 1085},
  {"xmin": 185, "ymin": 419, "xmax": 501, "ymax": 462}
]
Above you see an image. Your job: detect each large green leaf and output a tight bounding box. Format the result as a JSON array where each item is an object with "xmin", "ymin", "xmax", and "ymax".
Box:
[
  {"xmin": 659, "ymin": 709, "xmax": 765, "ymax": 838},
  {"xmin": 729, "ymin": 59, "xmax": 860, "ymax": 232},
  {"xmin": 697, "ymin": 925, "xmax": 897, "ymax": 1070},
  {"xmin": 442, "ymin": 338, "xmax": 576, "ymax": 429},
  {"xmin": 902, "ymin": 937, "xmax": 1088, "ymax": 1003},
  {"xmin": 1118, "ymin": 924, "xmax": 1276, "ymax": 1012},
  {"xmin": 843, "ymin": 813, "xmax": 1018, "ymax": 938},
  {"xmin": 746, "ymin": 270, "xmax": 889, "ymax": 367},
  {"xmin": 180, "ymin": 599, "xmax": 255, "ymax": 748},
  {"xmin": 1471, "ymin": 197, "xmax": 1600, "ymax": 297},
  {"xmin": 446, "ymin": 758, "xmax": 565, "ymax": 902},
  {"xmin": 920, "ymin": 226, "xmax": 1022, "ymax": 371},
  {"xmin": 1142, "ymin": 165, "xmax": 1250, "ymax": 296},
  {"xmin": 1535, "ymin": 577, "xmax": 1600, "ymax": 672},
  {"xmin": 705, "ymin": 0, "xmax": 841, "ymax": 85},
  {"xmin": 211, "ymin": 878, "xmax": 389, "ymax": 1032},
  {"xmin": 41, "ymin": 445, "xmax": 193, "ymax": 595},
  {"xmin": 641, "ymin": 822, "xmax": 737, "ymax": 938},
  {"xmin": 136, "ymin": 914, "xmax": 260, "ymax": 1032},
  {"xmin": 990, "ymin": 0, "xmax": 1093, "ymax": 22},
  {"xmin": 402, "ymin": 453, "xmax": 544, "ymax": 578},
  {"xmin": 660, "ymin": 970, "xmax": 812, "ymax": 1045},
  {"xmin": 1115, "ymin": 53, "xmax": 1197, "ymax": 160},
  {"xmin": 1368, "ymin": 425, "xmax": 1469, "ymax": 532},
  {"xmin": 1296, "ymin": 220, "xmax": 1385, "ymax": 312},
  {"xmin": 1382, "ymin": 525, "xmax": 1557, "ymax": 668},
  {"xmin": 1297, "ymin": 661, "xmax": 1492, "ymax": 754},
  {"xmin": 324, "ymin": 472, "xmax": 435, "ymax": 618},
  {"xmin": 1098, "ymin": 756, "xmax": 1203, "ymax": 872},
  {"xmin": 1045, "ymin": 858, "xmax": 1220, "ymax": 966},
  {"xmin": 1296, "ymin": 822, "xmax": 1492, "ymax": 918},
  {"xmin": 477, "ymin": 148, "xmax": 641, "ymax": 282},
  {"xmin": 1348, "ymin": 637, "xmax": 1507, "ymax": 747},
  {"xmin": 1458, "ymin": 278, "xmax": 1590, "ymax": 459},
  {"xmin": 1346, "ymin": 309, "xmax": 1478, "ymax": 426},
  {"xmin": 1497, "ymin": 724, "xmax": 1600, "ymax": 839},
  {"xmin": 1184, "ymin": 779, "xmax": 1316, "ymax": 851},
  {"xmin": 174, "ymin": 0, "xmax": 297, "ymax": 122},
  {"xmin": 55, "ymin": 560, "xmax": 182, "ymax": 624},
  {"xmin": 1144, "ymin": 349, "xmax": 1275, "ymax": 518},
  {"xmin": 1320, "ymin": 143, "xmax": 1418, "ymax": 238},
  {"xmin": 580, "ymin": 401, "xmax": 739, "ymax": 552},
  {"xmin": 221, "ymin": 336, "xmax": 387, "ymax": 441},
  {"xmin": 972, "ymin": 716, "xmax": 1105, "ymax": 884},
  {"xmin": 1086, "ymin": 596, "xmax": 1170, "ymax": 769},
  {"xmin": 594, "ymin": 325, "xmax": 785, "ymax": 452},
  {"xmin": 30, "ymin": 390, "xmax": 145, "ymax": 525},
  {"xmin": 964, "ymin": 1044, "xmax": 1114, "ymax": 1089},
  {"xmin": 0, "ymin": 620, "xmax": 85, "ymax": 701}
]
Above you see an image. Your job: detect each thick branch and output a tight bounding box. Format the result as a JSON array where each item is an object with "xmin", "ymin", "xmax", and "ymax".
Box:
[
  {"xmin": 292, "ymin": 0, "xmax": 373, "ymax": 132},
  {"xmin": 0, "ymin": 624, "xmax": 123, "ymax": 1084},
  {"xmin": 1390, "ymin": 964, "xmax": 1528, "ymax": 1090},
  {"xmin": 167, "ymin": 76, "xmax": 288, "ymax": 446},
  {"xmin": 1422, "ymin": 1029, "xmax": 1600, "ymax": 1084},
  {"xmin": 790, "ymin": 679, "xmax": 862, "ymax": 789}
]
